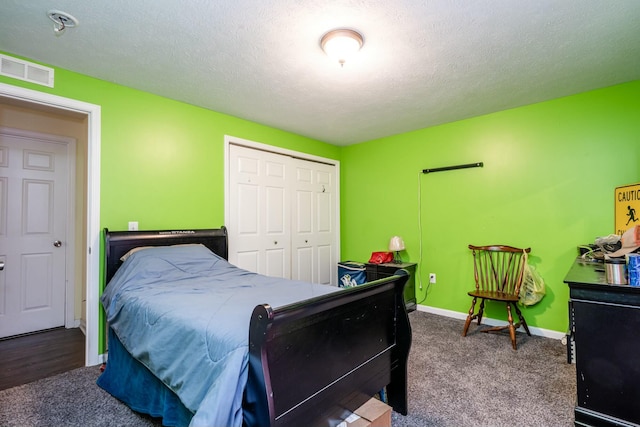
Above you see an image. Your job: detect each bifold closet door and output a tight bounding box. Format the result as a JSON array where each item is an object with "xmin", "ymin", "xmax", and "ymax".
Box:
[
  {"xmin": 228, "ymin": 143, "xmax": 338, "ymax": 285},
  {"xmin": 228, "ymin": 144, "xmax": 291, "ymax": 278}
]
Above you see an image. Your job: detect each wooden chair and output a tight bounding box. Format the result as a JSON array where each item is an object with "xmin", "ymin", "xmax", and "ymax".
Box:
[{"xmin": 462, "ymin": 245, "xmax": 532, "ymax": 350}]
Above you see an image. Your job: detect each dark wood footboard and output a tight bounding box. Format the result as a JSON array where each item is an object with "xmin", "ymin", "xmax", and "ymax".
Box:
[{"xmin": 244, "ymin": 271, "xmax": 411, "ymax": 427}]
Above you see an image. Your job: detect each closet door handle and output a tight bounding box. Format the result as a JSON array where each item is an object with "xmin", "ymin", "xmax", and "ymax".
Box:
[{"xmin": 0, "ymin": 261, "xmax": 4, "ymax": 271}]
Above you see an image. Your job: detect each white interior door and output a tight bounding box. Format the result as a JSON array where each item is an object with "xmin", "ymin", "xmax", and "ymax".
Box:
[
  {"xmin": 227, "ymin": 141, "xmax": 338, "ymax": 285},
  {"xmin": 291, "ymin": 159, "xmax": 336, "ymax": 285},
  {"xmin": 0, "ymin": 132, "xmax": 68, "ymax": 338},
  {"xmin": 229, "ymin": 144, "xmax": 290, "ymax": 278}
]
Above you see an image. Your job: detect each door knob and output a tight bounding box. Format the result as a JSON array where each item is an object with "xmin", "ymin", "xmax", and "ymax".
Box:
[
  {"xmin": 53, "ymin": 240, "xmax": 62, "ymax": 247},
  {"xmin": 0, "ymin": 261, "xmax": 4, "ymax": 271}
]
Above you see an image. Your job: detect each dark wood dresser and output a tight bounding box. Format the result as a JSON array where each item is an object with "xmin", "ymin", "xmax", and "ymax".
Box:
[
  {"xmin": 564, "ymin": 259, "xmax": 640, "ymax": 427},
  {"xmin": 366, "ymin": 262, "xmax": 417, "ymax": 312}
]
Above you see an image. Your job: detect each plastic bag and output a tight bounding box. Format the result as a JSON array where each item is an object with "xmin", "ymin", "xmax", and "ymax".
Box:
[
  {"xmin": 519, "ymin": 250, "xmax": 545, "ymax": 306},
  {"xmin": 368, "ymin": 251, "xmax": 393, "ymax": 264}
]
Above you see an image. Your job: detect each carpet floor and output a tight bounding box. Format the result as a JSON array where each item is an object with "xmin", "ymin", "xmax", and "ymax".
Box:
[{"xmin": 0, "ymin": 310, "xmax": 576, "ymax": 426}]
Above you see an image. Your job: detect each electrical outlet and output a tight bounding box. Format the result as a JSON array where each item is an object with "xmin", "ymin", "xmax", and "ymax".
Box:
[
  {"xmin": 128, "ymin": 221, "xmax": 138, "ymax": 231},
  {"xmin": 429, "ymin": 273, "xmax": 436, "ymax": 284}
]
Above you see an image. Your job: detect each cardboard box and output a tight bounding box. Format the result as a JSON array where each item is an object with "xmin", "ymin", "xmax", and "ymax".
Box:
[{"xmin": 339, "ymin": 397, "xmax": 392, "ymax": 427}]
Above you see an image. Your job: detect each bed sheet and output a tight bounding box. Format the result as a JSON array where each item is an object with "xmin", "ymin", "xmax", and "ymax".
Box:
[{"xmin": 100, "ymin": 244, "xmax": 340, "ymax": 427}]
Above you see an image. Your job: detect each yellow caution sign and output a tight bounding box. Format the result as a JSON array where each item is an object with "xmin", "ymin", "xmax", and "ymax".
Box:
[{"xmin": 615, "ymin": 183, "xmax": 640, "ymax": 235}]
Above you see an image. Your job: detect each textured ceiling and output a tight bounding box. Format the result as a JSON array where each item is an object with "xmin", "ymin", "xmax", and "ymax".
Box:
[{"xmin": 1, "ymin": 1, "xmax": 639, "ymax": 146}]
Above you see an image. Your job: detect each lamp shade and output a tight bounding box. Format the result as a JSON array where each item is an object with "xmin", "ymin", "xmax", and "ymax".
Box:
[{"xmin": 389, "ymin": 236, "xmax": 405, "ymax": 252}]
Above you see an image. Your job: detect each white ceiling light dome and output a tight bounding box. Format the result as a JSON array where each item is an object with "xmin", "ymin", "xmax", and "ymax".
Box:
[{"xmin": 320, "ymin": 29, "xmax": 364, "ymax": 66}]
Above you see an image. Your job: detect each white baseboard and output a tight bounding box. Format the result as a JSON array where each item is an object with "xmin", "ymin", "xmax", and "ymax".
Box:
[{"xmin": 416, "ymin": 304, "xmax": 566, "ymax": 340}]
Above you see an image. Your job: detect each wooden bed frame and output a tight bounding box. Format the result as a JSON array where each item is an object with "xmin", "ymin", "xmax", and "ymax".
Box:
[{"xmin": 104, "ymin": 227, "xmax": 411, "ymax": 427}]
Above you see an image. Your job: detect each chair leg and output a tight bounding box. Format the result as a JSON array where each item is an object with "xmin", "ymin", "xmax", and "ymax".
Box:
[
  {"xmin": 513, "ymin": 304, "xmax": 531, "ymax": 336},
  {"xmin": 462, "ymin": 297, "xmax": 477, "ymax": 337},
  {"xmin": 477, "ymin": 299, "xmax": 486, "ymax": 326},
  {"xmin": 506, "ymin": 303, "xmax": 517, "ymax": 350}
]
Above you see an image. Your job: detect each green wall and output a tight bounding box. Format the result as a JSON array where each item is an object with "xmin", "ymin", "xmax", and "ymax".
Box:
[
  {"xmin": 341, "ymin": 80, "xmax": 640, "ymax": 333},
  {"xmin": 97, "ymin": 87, "xmax": 341, "ymax": 230}
]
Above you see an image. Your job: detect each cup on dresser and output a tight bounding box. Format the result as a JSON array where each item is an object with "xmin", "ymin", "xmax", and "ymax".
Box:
[{"xmin": 605, "ymin": 257, "xmax": 627, "ymax": 285}]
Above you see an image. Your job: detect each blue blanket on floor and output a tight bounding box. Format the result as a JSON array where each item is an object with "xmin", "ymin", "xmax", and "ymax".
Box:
[{"xmin": 100, "ymin": 244, "xmax": 339, "ymax": 427}]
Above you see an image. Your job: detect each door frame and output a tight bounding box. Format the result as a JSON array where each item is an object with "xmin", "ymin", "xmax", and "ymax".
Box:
[
  {"xmin": 223, "ymin": 135, "xmax": 341, "ymax": 274},
  {"xmin": 0, "ymin": 126, "xmax": 77, "ymax": 332},
  {"xmin": 0, "ymin": 82, "xmax": 101, "ymax": 366}
]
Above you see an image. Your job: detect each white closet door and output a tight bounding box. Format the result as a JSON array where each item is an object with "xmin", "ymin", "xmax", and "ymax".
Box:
[
  {"xmin": 291, "ymin": 159, "xmax": 336, "ymax": 285},
  {"xmin": 229, "ymin": 144, "xmax": 290, "ymax": 278},
  {"xmin": 228, "ymin": 142, "xmax": 338, "ymax": 285}
]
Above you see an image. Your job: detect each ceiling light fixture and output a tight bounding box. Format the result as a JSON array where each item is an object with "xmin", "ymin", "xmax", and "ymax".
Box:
[
  {"xmin": 47, "ymin": 10, "xmax": 79, "ymax": 36},
  {"xmin": 320, "ymin": 29, "xmax": 364, "ymax": 66}
]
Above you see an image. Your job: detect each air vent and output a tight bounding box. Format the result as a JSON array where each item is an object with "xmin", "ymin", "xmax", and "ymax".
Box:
[{"xmin": 0, "ymin": 54, "xmax": 54, "ymax": 88}]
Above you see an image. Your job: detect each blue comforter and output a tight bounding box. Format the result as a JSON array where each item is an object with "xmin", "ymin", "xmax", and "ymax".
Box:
[{"xmin": 101, "ymin": 244, "xmax": 340, "ymax": 427}]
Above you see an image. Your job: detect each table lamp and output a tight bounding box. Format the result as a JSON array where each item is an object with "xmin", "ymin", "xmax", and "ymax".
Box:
[{"xmin": 389, "ymin": 236, "xmax": 405, "ymax": 264}]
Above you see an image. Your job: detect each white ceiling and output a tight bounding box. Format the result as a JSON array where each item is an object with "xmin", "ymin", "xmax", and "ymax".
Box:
[{"xmin": 1, "ymin": 1, "xmax": 639, "ymax": 146}]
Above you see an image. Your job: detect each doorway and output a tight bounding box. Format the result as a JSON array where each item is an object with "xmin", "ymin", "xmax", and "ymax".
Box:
[{"xmin": 0, "ymin": 82, "xmax": 102, "ymax": 366}]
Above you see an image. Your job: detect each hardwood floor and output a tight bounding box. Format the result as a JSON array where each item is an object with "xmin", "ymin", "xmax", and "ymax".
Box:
[{"xmin": 0, "ymin": 327, "xmax": 85, "ymax": 391}]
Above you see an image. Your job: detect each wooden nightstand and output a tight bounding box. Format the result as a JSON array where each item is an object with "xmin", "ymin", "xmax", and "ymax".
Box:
[{"xmin": 365, "ymin": 262, "xmax": 417, "ymax": 312}]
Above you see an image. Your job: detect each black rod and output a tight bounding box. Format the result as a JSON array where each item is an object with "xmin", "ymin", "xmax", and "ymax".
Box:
[{"xmin": 422, "ymin": 162, "xmax": 483, "ymax": 174}]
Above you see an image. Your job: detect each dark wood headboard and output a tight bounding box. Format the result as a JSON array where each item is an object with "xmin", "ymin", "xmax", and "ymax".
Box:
[{"xmin": 104, "ymin": 227, "xmax": 228, "ymax": 285}]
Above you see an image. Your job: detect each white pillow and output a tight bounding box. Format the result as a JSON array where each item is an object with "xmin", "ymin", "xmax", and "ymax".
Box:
[
  {"xmin": 119, "ymin": 246, "xmax": 152, "ymax": 261},
  {"xmin": 119, "ymin": 243, "xmax": 204, "ymax": 261}
]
